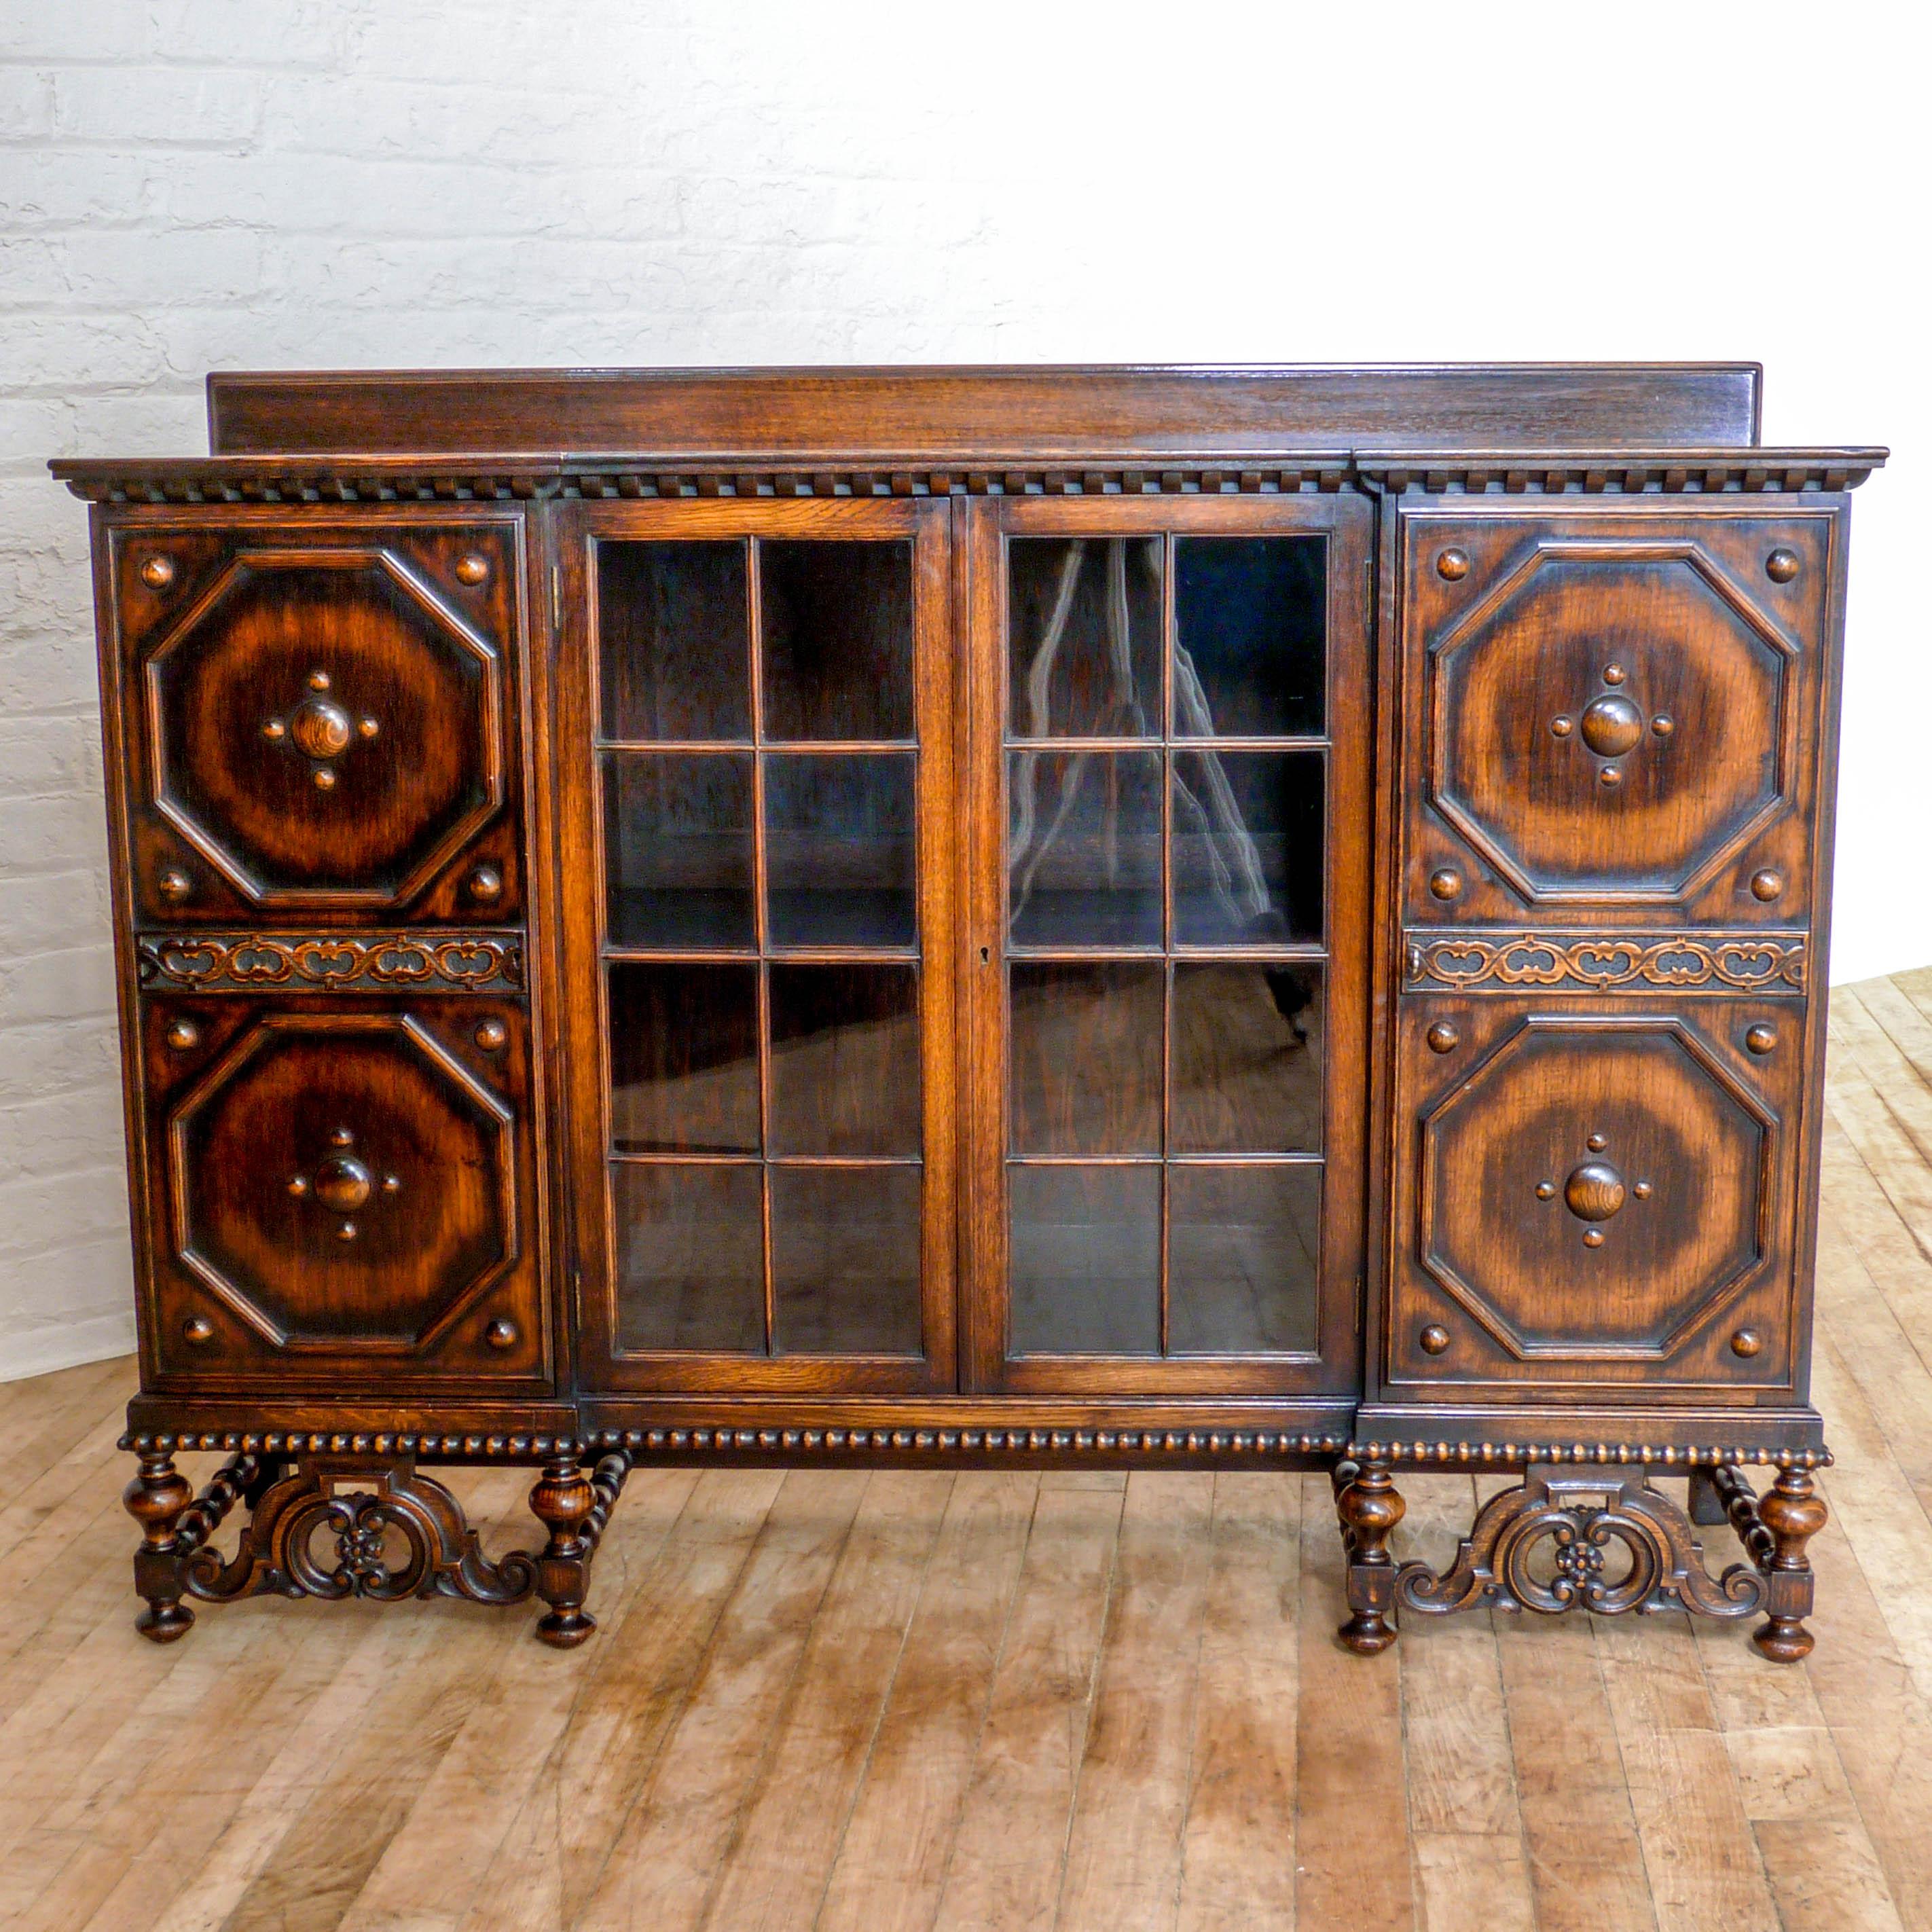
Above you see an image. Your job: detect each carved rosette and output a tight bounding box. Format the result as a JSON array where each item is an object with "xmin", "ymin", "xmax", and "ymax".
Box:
[{"xmin": 1403, "ymin": 932, "xmax": 1807, "ymax": 997}]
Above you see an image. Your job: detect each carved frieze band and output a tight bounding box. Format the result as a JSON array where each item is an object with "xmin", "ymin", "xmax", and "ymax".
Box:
[
  {"xmin": 56, "ymin": 448, "xmax": 1882, "ymax": 504},
  {"xmin": 1402, "ymin": 931, "xmax": 1808, "ymax": 998},
  {"xmin": 136, "ymin": 931, "xmax": 525, "ymax": 995}
]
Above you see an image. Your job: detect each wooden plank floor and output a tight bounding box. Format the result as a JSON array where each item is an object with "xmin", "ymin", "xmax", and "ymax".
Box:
[{"xmin": 5, "ymin": 973, "xmax": 1932, "ymax": 1931}]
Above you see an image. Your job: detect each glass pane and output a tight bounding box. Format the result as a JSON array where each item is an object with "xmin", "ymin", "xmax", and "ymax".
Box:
[
  {"xmin": 1171, "ymin": 750, "xmax": 1322, "ymax": 946},
  {"xmin": 1008, "ymin": 750, "xmax": 1162, "ymax": 948},
  {"xmin": 1173, "ymin": 537, "xmax": 1325, "ymax": 738},
  {"xmin": 612, "ymin": 1161, "xmax": 764, "ymax": 1352},
  {"xmin": 771, "ymin": 1166, "xmax": 922, "ymax": 1354},
  {"xmin": 608, "ymin": 963, "xmax": 759, "ymax": 1154},
  {"xmin": 761, "ymin": 541, "xmax": 915, "ymax": 742},
  {"xmin": 1167, "ymin": 1165, "xmax": 1320, "ymax": 1353},
  {"xmin": 765, "ymin": 752, "xmax": 917, "ymax": 947},
  {"xmin": 1008, "ymin": 961, "xmax": 1161, "ymax": 1156},
  {"xmin": 769, "ymin": 964, "xmax": 921, "ymax": 1156},
  {"xmin": 1009, "ymin": 1164, "xmax": 1160, "ymax": 1355},
  {"xmin": 1007, "ymin": 538, "xmax": 1161, "ymax": 740},
  {"xmin": 1171, "ymin": 962, "xmax": 1323, "ymax": 1154},
  {"xmin": 599, "ymin": 541, "xmax": 749, "ymax": 742},
  {"xmin": 605, "ymin": 752, "xmax": 754, "ymax": 950}
]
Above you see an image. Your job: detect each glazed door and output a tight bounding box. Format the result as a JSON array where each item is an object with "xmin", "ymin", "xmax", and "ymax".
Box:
[
  {"xmin": 557, "ymin": 499, "xmax": 956, "ymax": 1392},
  {"xmin": 960, "ymin": 494, "xmax": 1374, "ymax": 1393}
]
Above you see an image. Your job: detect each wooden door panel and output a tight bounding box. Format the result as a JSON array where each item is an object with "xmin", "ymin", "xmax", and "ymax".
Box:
[
  {"xmin": 552, "ymin": 496, "xmax": 958, "ymax": 1396},
  {"xmin": 136, "ymin": 996, "xmax": 549, "ymax": 1390},
  {"xmin": 110, "ymin": 517, "xmax": 525, "ymax": 922},
  {"xmin": 960, "ymin": 492, "xmax": 1374, "ymax": 1396},
  {"xmin": 1384, "ymin": 995, "xmax": 1804, "ymax": 1396},
  {"xmin": 1399, "ymin": 505, "xmax": 1834, "ymax": 926}
]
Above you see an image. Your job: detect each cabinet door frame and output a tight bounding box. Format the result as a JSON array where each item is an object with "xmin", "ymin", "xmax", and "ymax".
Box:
[
  {"xmin": 551, "ymin": 496, "xmax": 958, "ymax": 1394},
  {"xmin": 959, "ymin": 492, "xmax": 1374, "ymax": 1396}
]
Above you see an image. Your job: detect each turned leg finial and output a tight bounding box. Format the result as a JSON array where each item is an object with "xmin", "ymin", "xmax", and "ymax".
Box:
[
  {"xmin": 530, "ymin": 1455, "xmax": 598, "ymax": 1648},
  {"xmin": 1753, "ymin": 1467, "xmax": 1827, "ymax": 1662},
  {"xmin": 124, "ymin": 1450, "xmax": 195, "ymax": 1642},
  {"xmin": 1336, "ymin": 1461, "xmax": 1406, "ymax": 1654}
]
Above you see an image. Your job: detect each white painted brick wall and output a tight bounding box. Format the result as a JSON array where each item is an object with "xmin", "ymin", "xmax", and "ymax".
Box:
[{"xmin": 1, "ymin": 0, "xmax": 1923, "ymax": 1377}]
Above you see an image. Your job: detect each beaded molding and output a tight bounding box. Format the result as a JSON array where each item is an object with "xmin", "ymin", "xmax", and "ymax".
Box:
[{"xmin": 1345, "ymin": 1438, "xmax": 1832, "ymax": 1470}]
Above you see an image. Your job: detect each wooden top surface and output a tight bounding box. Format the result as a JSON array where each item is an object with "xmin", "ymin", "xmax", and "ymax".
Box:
[{"xmin": 202, "ymin": 363, "xmax": 1767, "ymax": 458}]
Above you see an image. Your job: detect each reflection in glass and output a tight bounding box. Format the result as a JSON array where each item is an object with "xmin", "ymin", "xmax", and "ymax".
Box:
[
  {"xmin": 612, "ymin": 1161, "xmax": 763, "ymax": 1352},
  {"xmin": 1173, "ymin": 538, "xmax": 1325, "ymax": 739},
  {"xmin": 1008, "ymin": 962, "xmax": 1161, "ymax": 1156},
  {"xmin": 769, "ymin": 964, "xmax": 921, "ymax": 1156},
  {"xmin": 608, "ymin": 963, "xmax": 759, "ymax": 1154},
  {"xmin": 1171, "ymin": 962, "xmax": 1322, "ymax": 1153},
  {"xmin": 598, "ymin": 541, "xmax": 750, "ymax": 742},
  {"xmin": 1167, "ymin": 1165, "xmax": 1320, "ymax": 1353},
  {"xmin": 765, "ymin": 752, "xmax": 917, "ymax": 947},
  {"xmin": 1008, "ymin": 750, "xmax": 1162, "ymax": 948},
  {"xmin": 605, "ymin": 752, "xmax": 755, "ymax": 949},
  {"xmin": 1172, "ymin": 750, "xmax": 1323, "ymax": 946},
  {"xmin": 771, "ymin": 1167, "xmax": 922, "ymax": 1354},
  {"xmin": 1007, "ymin": 538, "xmax": 1162, "ymax": 739},
  {"xmin": 1009, "ymin": 1164, "xmax": 1160, "ymax": 1355},
  {"xmin": 761, "ymin": 541, "xmax": 915, "ymax": 742}
]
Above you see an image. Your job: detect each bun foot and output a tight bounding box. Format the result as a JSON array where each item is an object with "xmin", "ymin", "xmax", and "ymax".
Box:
[
  {"xmin": 135, "ymin": 1601, "xmax": 196, "ymax": 1643},
  {"xmin": 536, "ymin": 1609, "xmax": 598, "ymax": 1649},
  {"xmin": 1338, "ymin": 1609, "xmax": 1399, "ymax": 1654},
  {"xmin": 1753, "ymin": 1614, "xmax": 1815, "ymax": 1664}
]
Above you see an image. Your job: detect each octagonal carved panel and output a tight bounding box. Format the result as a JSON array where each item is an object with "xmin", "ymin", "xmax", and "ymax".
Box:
[
  {"xmin": 165, "ymin": 1011, "xmax": 518, "ymax": 1353},
  {"xmin": 138, "ymin": 544, "xmax": 506, "ymax": 910},
  {"xmin": 1425, "ymin": 541, "xmax": 1798, "ymax": 905},
  {"xmin": 1415, "ymin": 1013, "xmax": 1778, "ymax": 1362}
]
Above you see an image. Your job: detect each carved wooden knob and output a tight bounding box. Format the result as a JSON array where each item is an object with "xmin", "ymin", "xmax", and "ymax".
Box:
[
  {"xmin": 468, "ymin": 865, "xmax": 503, "ymax": 902},
  {"xmin": 1428, "ymin": 867, "xmax": 1462, "ymax": 901},
  {"xmin": 1580, "ymin": 693, "xmax": 1644, "ymax": 758},
  {"xmin": 312, "ymin": 1152, "xmax": 373, "ymax": 1213},
  {"xmin": 1750, "ymin": 869, "xmax": 1784, "ymax": 903},
  {"xmin": 139, "ymin": 555, "xmax": 175, "ymax": 589},
  {"xmin": 1730, "ymin": 1328, "xmax": 1764, "ymax": 1358},
  {"xmin": 1419, "ymin": 1324, "xmax": 1451, "ymax": 1355},
  {"xmin": 1425, "ymin": 1021, "xmax": 1459, "ymax": 1054},
  {"xmin": 1563, "ymin": 1160, "xmax": 1627, "ymax": 1222},
  {"xmin": 182, "ymin": 1315, "xmax": 214, "ymax": 1346},
  {"xmin": 157, "ymin": 867, "xmax": 192, "ymax": 902},
  {"xmin": 484, "ymin": 1317, "xmax": 520, "ymax": 1350},
  {"xmin": 1745, "ymin": 1023, "xmax": 1778, "ymax": 1055},
  {"xmin": 1436, "ymin": 548, "xmax": 1470, "ymax": 581},
  {"xmin": 163, "ymin": 1017, "xmax": 199, "ymax": 1051},
  {"xmin": 1766, "ymin": 549, "xmax": 1801, "ymax": 584},
  {"xmin": 288, "ymin": 695, "xmax": 352, "ymax": 761},
  {"xmin": 455, "ymin": 552, "xmax": 491, "ymax": 586}
]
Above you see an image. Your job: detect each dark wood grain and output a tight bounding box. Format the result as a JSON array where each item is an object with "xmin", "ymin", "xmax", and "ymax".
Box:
[{"xmin": 204, "ymin": 363, "xmax": 1767, "ymax": 456}]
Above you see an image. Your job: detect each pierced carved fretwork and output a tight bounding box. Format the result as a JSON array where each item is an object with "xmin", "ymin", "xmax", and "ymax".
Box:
[
  {"xmin": 1402, "ymin": 931, "xmax": 1808, "ymax": 997},
  {"xmin": 1392, "ymin": 1467, "xmax": 1764, "ymax": 1622},
  {"xmin": 138, "ymin": 931, "xmax": 526, "ymax": 995},
  {"xmin": 176, "ymin": 1457, "xmax": 536, "ymax": 1609},
  {"xmin": 1338, "ymin": 1464, "xmax": 1827, "ymax": 1660}
]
